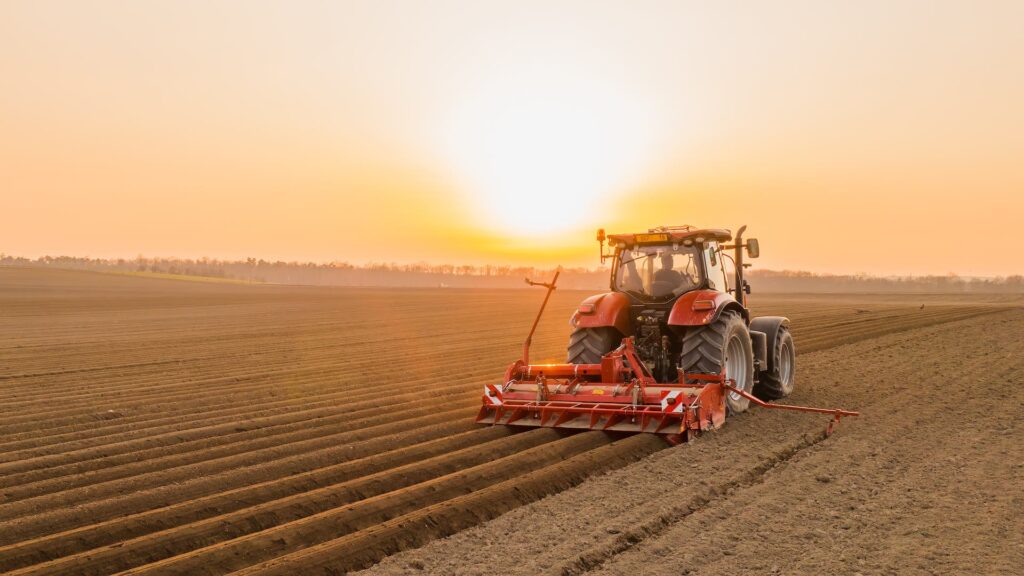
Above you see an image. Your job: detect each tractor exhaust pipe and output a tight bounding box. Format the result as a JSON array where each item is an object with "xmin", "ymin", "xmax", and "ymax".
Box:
[{"xmin": 733, "ymin": 225, "xmax": 746, "ymax": 304}]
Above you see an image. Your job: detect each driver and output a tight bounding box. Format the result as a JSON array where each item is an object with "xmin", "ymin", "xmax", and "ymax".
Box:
[{"xmin": 654, "ymin": 253, "xmax": 684, "ymax": 286}]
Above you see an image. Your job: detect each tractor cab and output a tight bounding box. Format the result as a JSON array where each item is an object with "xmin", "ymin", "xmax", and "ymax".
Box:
[{"xmin": 603, "ymin": 227, "xmax": 735, "ymax": 304}]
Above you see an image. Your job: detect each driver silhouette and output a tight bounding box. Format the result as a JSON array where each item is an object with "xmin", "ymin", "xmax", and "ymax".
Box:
[{"xmin": 654, "ymin": 254, "xmax": 684, "ymax": 286}]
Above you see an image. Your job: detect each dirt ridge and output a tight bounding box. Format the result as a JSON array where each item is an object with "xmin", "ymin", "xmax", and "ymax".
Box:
[
  {"xmin": 556, "ymin": 429, "xmax": 830, "ymax": 575},
  {"xmin": 1, "ymin": 268, "xmax": 1019, "ymax": 576}
]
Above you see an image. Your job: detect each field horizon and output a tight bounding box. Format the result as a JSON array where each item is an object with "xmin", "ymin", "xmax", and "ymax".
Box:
[{"xmin": 3, "ymin": 258, "xmax": 1022, "ymax": 295}]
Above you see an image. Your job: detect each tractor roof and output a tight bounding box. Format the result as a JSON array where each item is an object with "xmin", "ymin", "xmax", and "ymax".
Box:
[{"xmin": 608, "ymin": 226, "xmax": 732, "ymax": 247}]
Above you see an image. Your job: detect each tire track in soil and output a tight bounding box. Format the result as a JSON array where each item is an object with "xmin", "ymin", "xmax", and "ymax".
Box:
[{"xmin": 556, "ymin": 430, "xmax": 832, "ymax": 575}]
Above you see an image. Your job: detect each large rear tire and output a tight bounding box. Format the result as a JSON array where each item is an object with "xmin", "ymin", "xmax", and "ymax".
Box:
[
  {"xmin": 680, "ymin": 311, "xmax": 755, "ymax": 414},
  {"xmin": 566, "ymin": 327, "xmax": 621, "ymax": 364},
  {"xmin": 754, "ymin": 326, "xmax": 795, "ymax": 400}
]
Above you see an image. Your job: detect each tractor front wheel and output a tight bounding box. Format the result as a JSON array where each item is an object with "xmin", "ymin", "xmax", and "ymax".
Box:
[
  {"xmin": 680, "ymin": 311, "xmax": 755, "ymax": 414},
  {"xmin": 566, "ymin": 327, "xmax": 620, "ymax": 364}
]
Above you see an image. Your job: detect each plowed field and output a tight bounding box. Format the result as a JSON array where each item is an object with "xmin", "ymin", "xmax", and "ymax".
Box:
[{"xmin": 1, "ymin": 267, "xmax": 1020, "ymax": 575}]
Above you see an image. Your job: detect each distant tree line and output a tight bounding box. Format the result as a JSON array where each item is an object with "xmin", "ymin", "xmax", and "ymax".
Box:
[
  {"xmin": 0, "ymin": 254, "xmax": 607, "ymax": 289},
  {"xmin": 744, "ymin": 269, "xmax": 1024, "ymax": 294},
  {"xmin": 1, "ymin": 253, "xmax": 1021, "ymax": 293}
]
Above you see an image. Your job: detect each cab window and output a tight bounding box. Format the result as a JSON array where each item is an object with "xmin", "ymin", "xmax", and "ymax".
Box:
[
  {"xmin": 615, "ymin": 245, "xmax": 700, "ymax": 300},
  {"xmin": 704, "ymin": 242, "xmax": 729, "ymax": 292}
]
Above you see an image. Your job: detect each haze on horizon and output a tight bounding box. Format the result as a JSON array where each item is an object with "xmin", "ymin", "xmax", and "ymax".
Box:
[{"xmin": 2, "ymin": 1, "xmax": 1022, "ymax": 277}]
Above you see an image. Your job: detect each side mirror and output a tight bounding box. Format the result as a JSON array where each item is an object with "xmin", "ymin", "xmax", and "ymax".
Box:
[
  {"xmin": 596, "ymin": 228, "xmax": 606, "ymax": 243},
  {"xmin": 746, "ymin": 238, "xmax": 760, "ymax": 259}
]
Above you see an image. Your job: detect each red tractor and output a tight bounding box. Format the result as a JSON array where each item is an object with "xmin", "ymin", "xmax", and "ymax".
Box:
[
  {"xmin": 569, "ymin": 225, "xmax": 794, "ymax": 414},
  {"xmin": 477, "ymin": 225, "xmax": 855, "ymax": 440}
]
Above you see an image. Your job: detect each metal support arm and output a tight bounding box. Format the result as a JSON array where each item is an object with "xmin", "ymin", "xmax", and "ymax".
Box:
[
  {"xmin": 722, "ymin": 382, "xmax": 860, "ymax": 435},
  {"xmin": 522, "ymin": 269, "xmax": 560, "ymax": 365}
]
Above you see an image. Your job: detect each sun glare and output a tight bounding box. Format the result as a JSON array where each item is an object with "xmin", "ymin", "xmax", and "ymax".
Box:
[{"xmin": 442, "ymin": 70, "xmax": 660, "ymax": 237}]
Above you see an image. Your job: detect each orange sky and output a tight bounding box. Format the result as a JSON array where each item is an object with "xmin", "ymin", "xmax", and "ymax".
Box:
[{"xmin": 2, "ymin": 1, "xmax": 1022, "ymax": 276}]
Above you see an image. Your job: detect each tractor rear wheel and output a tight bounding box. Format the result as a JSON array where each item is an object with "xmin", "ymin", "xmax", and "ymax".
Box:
[
  {"xmin": 680, "ymin": 311, "xmax": 755, "ymax": 414},
  {"xmin": 754, "ymin": 326, "xmax": 795, "ymax": 400},
  {"xmin": 566, "ymin": 327, "xmax": 620, "ymax": 364}
]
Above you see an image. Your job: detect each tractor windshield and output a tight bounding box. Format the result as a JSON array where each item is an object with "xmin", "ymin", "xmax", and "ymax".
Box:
[{"xmin": 615, "ymin": 245, "xmax": 701, "ymax": 300}]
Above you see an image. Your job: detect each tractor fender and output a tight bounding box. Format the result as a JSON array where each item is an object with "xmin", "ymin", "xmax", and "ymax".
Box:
[
  {"xmin": 748, "ymin": 316, "xmax": 791, "ymax": 375},
  {"xmin": 667, "ymin": 290, "xmax": 748, "ymax": 327},
  {"xmin": 570, "ymin": 292, "xmax": 631, "ymax": 336}
]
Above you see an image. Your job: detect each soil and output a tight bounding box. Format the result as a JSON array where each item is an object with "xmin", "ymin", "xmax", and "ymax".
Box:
[
  {"xmin": 0, "ymin": 267, "xmax": 1020, "ymax": 575},
  {"xmin": 361, "ymin": 311, "xmax": 1024, "ymax": 576}
]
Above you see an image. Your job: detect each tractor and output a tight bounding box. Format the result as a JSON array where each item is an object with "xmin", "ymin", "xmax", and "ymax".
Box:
[
  {"xmin": 569, "ymin": 225, "xmax": 794, "ymax": 414},
  {"xmin": 477, "ymin": 225, "xmax": 855, "ymax": 440}
]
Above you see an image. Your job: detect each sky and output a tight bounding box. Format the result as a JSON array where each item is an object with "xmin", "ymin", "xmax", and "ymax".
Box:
[{"xmin": 2, "ymin": 0, "xmax": 1022, "ymax": 276}]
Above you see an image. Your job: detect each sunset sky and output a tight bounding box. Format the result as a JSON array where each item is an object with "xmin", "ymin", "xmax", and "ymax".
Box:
[{"xmin": 2, "ymin": 1, "xmax": 1022, "ymax": 276}]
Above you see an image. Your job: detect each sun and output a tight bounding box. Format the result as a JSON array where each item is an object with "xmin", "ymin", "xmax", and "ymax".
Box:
[{"xmin": 441, "ymin": 70, "xmax": 660, "ymax": 237}]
